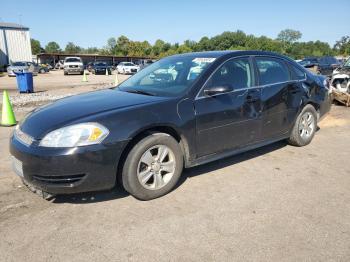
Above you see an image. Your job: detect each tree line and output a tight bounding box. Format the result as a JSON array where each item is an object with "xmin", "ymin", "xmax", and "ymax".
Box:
[{"xmin": 31, "ymin": 29, "xmax": 350, "ymax": 59}]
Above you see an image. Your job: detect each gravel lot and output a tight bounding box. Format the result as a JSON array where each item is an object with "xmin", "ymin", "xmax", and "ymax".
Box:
[
  {"xmin": 0, "ymin": 74, "xmax": 349, "ymax": 261},
  {"xmin": 0, "ymin": 70, "xmax": 129, "ymax": 111}
]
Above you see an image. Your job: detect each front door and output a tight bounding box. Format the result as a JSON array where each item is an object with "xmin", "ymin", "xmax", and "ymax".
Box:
[{"xmin": 194, "ymin": 57, "xmax": 261, "ymax": 157}]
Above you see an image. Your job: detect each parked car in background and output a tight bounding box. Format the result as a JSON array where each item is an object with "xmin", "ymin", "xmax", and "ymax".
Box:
[
  {"xmin": 38, "ymin": 64, "xmax": 50, "ymax": 74},
  {"xmin": 138, "ymin": 59, "xmax": 155, "ymax": 70},
  {"xmin": 7, "ymin": 61, "xmax": 39, "ymax": 76},
  {"xmin": 63, "ymin": 57, "xmax": 84, "ymax": 75},
  {"xmin": 331, "ymin": 57, "xmax": 350, "ymax": 93},
  {"xmin": 86, "ymin": 62, "xmax": 94, "ymax": 72},
  {"xmin": 299, "ymin": 56, "xmax": 341, "ymax": 76},
  {"xmin": 116, "ymin": 62, "xmax": 140, "ymax": 74},
  {"xmin": 55, "ymin": 60, "xmax": 64, "ymax": 70},
  {"xmin": 10, "ymin": 51, "xmax": 331, "ymax": 200},
  {"xmin": 91, "ymin": 62, "xmax": 111, "ymax": 75}
]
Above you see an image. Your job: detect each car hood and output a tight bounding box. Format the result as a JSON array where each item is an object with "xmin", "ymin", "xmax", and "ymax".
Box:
[{"xmin": 20, "ymin": 89, "xmax": 167, "ymax": 139}]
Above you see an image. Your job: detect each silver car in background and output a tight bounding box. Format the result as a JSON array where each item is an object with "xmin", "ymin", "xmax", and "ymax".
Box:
[{"xmin": 7, "ymin": 61, "xmax": 39, "ymax": 77}]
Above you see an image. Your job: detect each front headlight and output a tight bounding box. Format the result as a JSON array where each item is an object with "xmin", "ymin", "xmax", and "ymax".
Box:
[{"xmin": 39, "ymin": 123, "xmax": 109, "ymax": 148}]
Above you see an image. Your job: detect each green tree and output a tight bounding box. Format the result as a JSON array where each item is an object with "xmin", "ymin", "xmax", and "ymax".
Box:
[
  {"xmin": 334, "ymin": 36, "xmax": 350, "ymax": 56},
  {"xmin": 45, "ymin": 41, "xmax": 61, "ymax": 53},
  {"xmin": 64, "ymin": 42, "xmax": 82, "ymax": 54},
  {"xmin": 107, "ymin": 37, "xmax": 117, "ymax": 54},
  {"xmin": 277, "ymin": 29, "xmax": 302, "ymax": 43},
  {"xmin": 31, "ymin": 38, "xmax": 42, "ymax": 54},
  {"xmin": 116, "ymin": 35, "xmax": 130, "ymax": 56}
]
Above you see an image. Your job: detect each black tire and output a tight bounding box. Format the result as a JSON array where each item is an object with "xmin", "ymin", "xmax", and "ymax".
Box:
[
  {"xmin": 288, "ymin": 104, "xmax": 317, "ymax": 147},
  {"xmin": 122, "ymin": 133, "xmax": 183, "ymax": 200},
  {"xmin": 64, "ymin": 71, "xmax": 68, "ymax": 75}
]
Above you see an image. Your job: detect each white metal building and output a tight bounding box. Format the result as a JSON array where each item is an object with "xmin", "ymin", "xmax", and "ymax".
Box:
[{"xmin": 0, "ymin": 22, "xmax": 32, "ymax": 66}]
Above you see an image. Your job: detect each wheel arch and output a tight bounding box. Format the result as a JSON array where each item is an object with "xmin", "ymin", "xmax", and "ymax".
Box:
[{"xmin": 116, "ymin": 125, "xmax": 190, "ymax": 184}]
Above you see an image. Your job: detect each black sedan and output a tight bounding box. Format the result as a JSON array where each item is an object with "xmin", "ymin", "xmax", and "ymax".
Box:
[
  {"xmin": 91, "ymin": 62, "xmax": 112, "ymax": 75},
  {"xmin": 10, "ymin": 51, "xmax": 332, "ymax": 200}
]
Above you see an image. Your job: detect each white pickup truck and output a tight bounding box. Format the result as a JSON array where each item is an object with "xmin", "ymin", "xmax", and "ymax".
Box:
[{"xmin": 64, "ymin": 57, "xmax": 84, "ymax": 75}]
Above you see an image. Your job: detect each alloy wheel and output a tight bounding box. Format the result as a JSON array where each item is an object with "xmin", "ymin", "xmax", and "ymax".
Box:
[
  {"xmin": 299, "ymin": 112, "xmax": 315, "ymax": 139},
  {"xmin": 137, "ymin": 145, "xmax": 176, "ymax": 190}
]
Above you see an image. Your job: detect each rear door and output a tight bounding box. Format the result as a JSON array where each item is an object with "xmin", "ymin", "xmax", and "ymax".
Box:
[
  {"xmin": 194, "ymin": 57, "xmax": 261, "ymax": 157},
  {"xmin": 255, "ymin": 56, "xmax": 292, "ymax": 140}
]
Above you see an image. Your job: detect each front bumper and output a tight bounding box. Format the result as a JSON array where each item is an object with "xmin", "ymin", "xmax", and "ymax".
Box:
[
  {"xmin": 10, "ymin": 135, "xmax": 127, "ymax": 195},
  {"xmin": 95, "ymin": 68, "xmax": 111, "ymax": 74},
  {"xmin": 66, "ymin": 68, "xmax": 83, "ymax": 74}
]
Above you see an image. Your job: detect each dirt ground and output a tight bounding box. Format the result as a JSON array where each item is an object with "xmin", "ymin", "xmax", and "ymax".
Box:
[
  {"xmin": 0, "ymin": 91, "xmax": 350, "ymax": 260},
  {"xmin": 0, "ymin": 70, "xmax": 129, "ymax": 93}
]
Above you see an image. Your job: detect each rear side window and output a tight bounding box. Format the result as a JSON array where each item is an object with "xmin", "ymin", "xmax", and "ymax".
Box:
[
  {"xmin": 289, "ymin": 64, "xmax": 306, "ymax": 81},
  {"xmin": 256, "ymin": 57, "xmax": 290, "ymax": 85}
]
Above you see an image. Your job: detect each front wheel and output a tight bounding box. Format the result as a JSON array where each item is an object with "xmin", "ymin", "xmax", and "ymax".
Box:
[
  {"xmin": 288, "ymin": 104, "xmax": 317, "ymax": 147},
  {"xmin": 122, "ymin": 133, "xmax": 184, "ymax": 200}
]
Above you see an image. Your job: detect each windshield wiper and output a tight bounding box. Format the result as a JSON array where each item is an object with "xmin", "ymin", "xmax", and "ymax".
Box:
[{"xmin": 124, "ymin": 89, "xmax": 155, "ymax": 96}]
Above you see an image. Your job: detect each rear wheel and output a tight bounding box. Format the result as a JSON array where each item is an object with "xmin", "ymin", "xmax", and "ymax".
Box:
[
  {"xmin": 122, "ymin": 133, "xmax": 183, "ymax": 200},
  {"xmin": 288, "ymin": 105, "xmax": 317, "ymax": 147}
]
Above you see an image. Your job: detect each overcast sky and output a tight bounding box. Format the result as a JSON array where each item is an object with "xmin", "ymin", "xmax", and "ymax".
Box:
[{"xmin": 1, "ymin": 0, "xmax": 349, "ymax": 48}]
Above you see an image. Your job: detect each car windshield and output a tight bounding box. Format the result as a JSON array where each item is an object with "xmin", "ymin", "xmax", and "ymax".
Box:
[
  {"xmin": 65, "ymin": 58, "xmax": 81, "ymax": 63},
  {"xmin": 123, "ymin": 63, "xmax": 135, "ymax": 66},
  {"xmin": 12, "ymin": 62, "xmax": 26, "ymax": 66},
  {"xmin": 118, "ymin": 55, "xmax": 216, "ymax": 97},
  {"xmin": 95, "ymin": 62, "xmax": 107, "ymax": 66}
]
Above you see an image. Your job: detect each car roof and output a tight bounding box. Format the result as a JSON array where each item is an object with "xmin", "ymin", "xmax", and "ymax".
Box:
[{"xmin": 170, "ymin": 50, "xmax": 292, "ymax": 60}]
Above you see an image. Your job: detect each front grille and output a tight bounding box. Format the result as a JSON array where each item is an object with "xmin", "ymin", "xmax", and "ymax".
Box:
[
  {"xmin": 69, "ymin": 65, "xmax": 78, "ymax": 68},
  {"xmin": 131, "ymin": 69, "xmax": 137, "ymax": 72},
  {"xmin": 32, "ymin": 174, "xmax": 86, "ymax": 185}
]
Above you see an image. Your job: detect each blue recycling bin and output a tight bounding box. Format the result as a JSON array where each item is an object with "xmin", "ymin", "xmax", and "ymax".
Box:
[{"xmin": 15, "ymin": 72, "xmax": 34, "ymax": 93}]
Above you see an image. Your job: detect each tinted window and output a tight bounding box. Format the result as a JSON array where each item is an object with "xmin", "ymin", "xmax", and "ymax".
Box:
[
  {"xmin": 256, "ymin": 57, "xmax": 290, "ymax": 85},
  {"xmin": 204, "ymin": 57, "xmax": 252, "ymax": 90},
  {"xmin": 290, "ymin": 64, "xmax": 306, "ymax": 80}
]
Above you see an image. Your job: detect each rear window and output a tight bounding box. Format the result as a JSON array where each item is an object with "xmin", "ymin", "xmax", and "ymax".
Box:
[
  {"xmin": 256, "ymin": 57, "xmax": 290, "ymax": 85},
  {"xmin": 289, "ymin": 64, "xmax": 306, "ymax": 81}
]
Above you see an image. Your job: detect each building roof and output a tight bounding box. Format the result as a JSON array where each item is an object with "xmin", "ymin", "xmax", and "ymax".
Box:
[{"xmin": 0, "ymin": 22, "xmax": 29, "ymax": 30}]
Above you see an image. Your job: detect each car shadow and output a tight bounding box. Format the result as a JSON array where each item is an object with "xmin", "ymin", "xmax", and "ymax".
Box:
[
  {"xmin": 174, "ymin": 140, "xmax": 288, "ymax": 189},
  {"xmin": 51, "ymin": 186, "xmax": 129, "ymax": 204},
  {"xmin": 51, "ymin": 140, "xmax": 288, "ymax": 204}
]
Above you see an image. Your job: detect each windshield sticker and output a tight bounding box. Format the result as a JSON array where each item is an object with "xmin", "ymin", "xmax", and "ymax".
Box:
[{"xmin": 192, "ymin": 58, "xmax": 216, "ymax": 63}]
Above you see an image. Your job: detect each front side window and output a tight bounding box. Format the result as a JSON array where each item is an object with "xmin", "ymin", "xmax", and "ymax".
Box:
[
  {"xmin": 256, "ymin": 57, "xmax": 290, "ymax": 85},
  {"xmin": 203, "ymin": 57, "xmax": 252, "ymax": 91},
  {"xmin": 118, "ymin": 56, "xmax": 216, "ymax": 97}
]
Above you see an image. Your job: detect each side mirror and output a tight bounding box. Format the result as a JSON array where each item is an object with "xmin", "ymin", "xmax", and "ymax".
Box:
[{"xmin": 204, "ymin": 85, "xmax": 233, "ymax": 96}]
